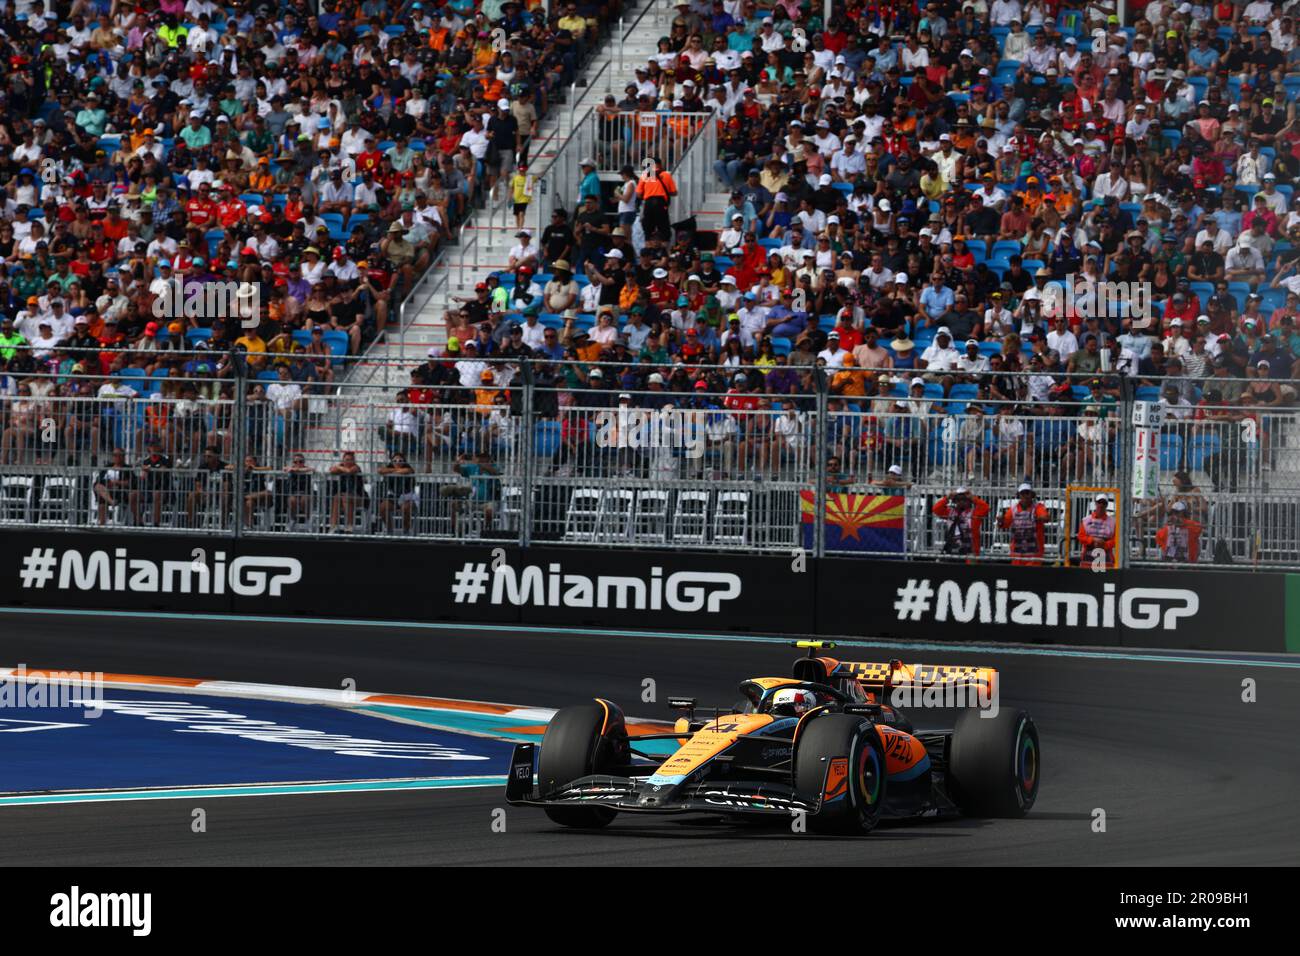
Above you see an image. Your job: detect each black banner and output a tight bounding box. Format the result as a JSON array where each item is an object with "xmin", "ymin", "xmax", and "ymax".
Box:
[
  {"xmin": 814, "ymin": 558, "xmax": 1284, "ymax": 652},
  {"xmin": 0, "ymin": 531, "xmax": 1285, "ymax": 652}
]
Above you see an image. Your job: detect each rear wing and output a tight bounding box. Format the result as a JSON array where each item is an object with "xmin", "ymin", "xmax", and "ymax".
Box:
[{"xmin": 791, "ymin": 642, "xmax": 998, "ymax": 700}]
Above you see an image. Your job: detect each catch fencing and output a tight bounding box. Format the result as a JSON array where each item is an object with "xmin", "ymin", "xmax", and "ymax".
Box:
[{"xmin": 2, "ymin": 360, "xmax": 1298, "ymax": 570}]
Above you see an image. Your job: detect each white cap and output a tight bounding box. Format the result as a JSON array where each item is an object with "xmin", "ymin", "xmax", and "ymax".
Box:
[
  {"xmin": 888, "ymin": 464, "xmax": 903, "ymax": 475},
  {"xmin": 936, "ymin": 325, "xmax": 952, "ymax": 338},
  {"xmin": 721, "ymin": 275, "xmax": 737, "ymax": 285},
  {"xmin": 878, "ymin": 199, "xmax": 891, "ymax": 212},
  {"xmin": 605, "ymin": 248, "xmax": 624, "ymax": 259},
  {"xmin": 580, "ymin": 157, "xmax": 596, "ymax": 166},
  {"xmin": 648, "ymin": 373, "xmax": 665, "ymax": 384},
  {"xmin": 1095, "ymin": 494, "xmax": 1110, "ymax": 505},
  {"xmin": 819, "ymin": 173, "xmax": 833, "ymax": 186},
  {"xmin": 426, "ymin": 347, "xmax": 439, "ymax": 358},
  {"xmin": 497, "ymin": 98, "xmax": 511, "ymax": 109},
  {"xmin": 1017, "ymin": 482, "xmax": 1034, "ymax": 493},
  {"xmin": 1172, "ymin": 500, "xmax": 1188, "ymax": 512},
  {"xmin": 895, "ymin": 272, "xmax": 908, "ymax": 284},
  {"xmin": 955, "ymin": 485, "xmax": 970, "ymax": 494},
  {"xmin": 653, "ymin": 268, "xmax": 668, "ymax": 278}
]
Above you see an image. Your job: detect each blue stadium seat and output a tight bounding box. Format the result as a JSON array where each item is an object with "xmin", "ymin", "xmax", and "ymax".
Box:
[
  {"xmin": 1188, "ymin": 435, "xmax": 1220, "ymax": 471},
  {"xmin": 534, "ymin": 420, "xmax": 562, "ymax": 456},
  {"xmin": 321, "ymin": 330, "xmax": 349, "ymax": 363},
  {"xmin": 185, "ymin": 327, "xmax": 212, "ymax": 345},
  {"xmin": 1159, "ymin": 434, "xmax": 1183, "ymax": 471}
]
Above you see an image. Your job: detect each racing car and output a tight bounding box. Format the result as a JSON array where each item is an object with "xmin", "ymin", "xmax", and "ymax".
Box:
[{"xmin": 505, "ymin": 642, "xmax": 1039, "ymax": 833}]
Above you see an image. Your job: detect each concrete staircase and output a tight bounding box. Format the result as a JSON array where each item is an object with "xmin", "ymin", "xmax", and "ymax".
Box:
[{"xmin": 352, "ymin": 1, "xmax": 680, "ymax": 383}]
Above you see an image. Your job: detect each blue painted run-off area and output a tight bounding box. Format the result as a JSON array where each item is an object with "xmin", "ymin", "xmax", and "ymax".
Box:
[{"xmin": 0, "ymin": 690, "xmax": 517, "ymax": 795}]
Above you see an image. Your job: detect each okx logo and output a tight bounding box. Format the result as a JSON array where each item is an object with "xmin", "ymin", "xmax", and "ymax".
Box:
[{"xmin": 152, "ymin": 276, "xmax": 261, "ymax": 328}]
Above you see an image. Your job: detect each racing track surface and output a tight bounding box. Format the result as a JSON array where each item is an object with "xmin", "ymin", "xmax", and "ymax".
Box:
[{"xmin": 0, "ymin": 611, "xmax": 1297, "ymax": 866}]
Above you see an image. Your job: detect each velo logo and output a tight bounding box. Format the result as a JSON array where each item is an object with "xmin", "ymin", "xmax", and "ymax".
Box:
[
  {"xmin": 1040, "ymin": 274, "xmax": 1154, "ymax": 330},
  {"xmin": 151, "ymin": 276, "xmax": 261, "ymax": 328}
]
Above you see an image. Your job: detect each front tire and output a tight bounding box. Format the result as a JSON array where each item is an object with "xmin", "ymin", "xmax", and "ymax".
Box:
[
  {"xmin": 537, "ymin": 700, "xmax": 628, "ymax": 828},
  {"xmin": 794, "ymin": 714, "xmax": 887, "ymax": 834},
  {"xmin": 947, "ymin": 708, "xmax": 1040, "ymax": 817}
]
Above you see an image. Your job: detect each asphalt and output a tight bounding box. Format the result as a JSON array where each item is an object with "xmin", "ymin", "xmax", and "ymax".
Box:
[{"xmin": 0, "ymin": 611, "xmax": 1296, "ymax": 866}]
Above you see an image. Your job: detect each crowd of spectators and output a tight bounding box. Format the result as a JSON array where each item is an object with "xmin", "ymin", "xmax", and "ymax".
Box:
[
  {"xmin": 0, "ymin": 0, "xmax": 627, "ymax": 472},
  {"xmin": 431, "ymin": 0, "xmax": 1300, "ymax": 431}
]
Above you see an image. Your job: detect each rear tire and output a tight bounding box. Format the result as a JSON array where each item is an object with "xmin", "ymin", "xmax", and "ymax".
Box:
[
  {"xmin": 794, "ymin": 714, "xmax": 887, "ymax": 834},
  {"xmin": 537, "ymin": 700, "xmax": 628, "ymax": 828},
  {"xmin": 947, "ymin": 708, "xmax": 1040, "ymax": 818}
]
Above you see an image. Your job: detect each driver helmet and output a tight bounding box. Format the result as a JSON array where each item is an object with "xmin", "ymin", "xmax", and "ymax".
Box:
[{"xmin": 770, "ymin": 687, "xmax": 817, "ymax": 717}]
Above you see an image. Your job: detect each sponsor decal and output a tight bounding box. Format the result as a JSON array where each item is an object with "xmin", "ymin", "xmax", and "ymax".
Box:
[
  {"xmin": 451, "ymin": 561, "xmax": 742, "ymax": 613},
  {"xmin": 893, "ymin": 578, "xmax": 1199, "ymax": 631},
  {"xmin": 19, "ymin": 547, "xmax": 302, "ymax": 597},
  {"xmin": 701, "ymin": 790, "xmax": 808, "ymax": 811}
]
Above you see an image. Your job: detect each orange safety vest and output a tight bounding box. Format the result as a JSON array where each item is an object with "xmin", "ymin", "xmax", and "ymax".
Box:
[
  {"xmin": 637, "ymin": 170, "xmax": 676, "ymax": 201},
  {"xmin": 1002, "ymin": 503, "xmax": 1047, "ymax": 557},
  {"xmin": 1077, "ymin": 512, "xmax": 1116, "ymax": 565}
]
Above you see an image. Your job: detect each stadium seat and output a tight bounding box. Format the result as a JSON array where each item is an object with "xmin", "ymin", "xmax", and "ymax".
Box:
[{"xmin": 1159, "ymin": 434, "xmax": 1183, "ymax": 471}]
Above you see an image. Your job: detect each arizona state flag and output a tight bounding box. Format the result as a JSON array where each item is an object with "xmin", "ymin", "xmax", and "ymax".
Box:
[{"xmin": 800, "ymin": 491, "xmax": 905, "ymax": 554}]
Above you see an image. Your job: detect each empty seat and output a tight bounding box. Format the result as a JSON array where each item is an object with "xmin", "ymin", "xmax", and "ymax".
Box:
[
  {"xmin": 0, "ymin": 477, "xmax": 34, "ymax": 523},
  {"xmin": 672, "ymin": 490, "xmax": 710, "ymax": 543},
  {"xmin": 633, "ymin": 489, "xmax": 669, "ymax": 542},
  {"xmin": 713, "ymin": 491, "xmax": 750, "ymax": 544},
  {"xmin": 563, "ymin": 488, "xmax": 603, "ymax": 541}
]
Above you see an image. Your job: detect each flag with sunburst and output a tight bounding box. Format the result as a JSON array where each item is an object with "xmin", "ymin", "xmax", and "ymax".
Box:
[{"xmin": 800, "ymin": 491, "xmax": 906, "ymax": 553}]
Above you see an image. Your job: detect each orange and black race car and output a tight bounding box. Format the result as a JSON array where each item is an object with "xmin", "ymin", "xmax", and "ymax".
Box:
[{"xmin": 505, "ymin": 642, "xmax": 1039, "ymax": 833}]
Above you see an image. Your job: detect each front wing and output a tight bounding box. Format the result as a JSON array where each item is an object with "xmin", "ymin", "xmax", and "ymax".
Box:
[{"xmin": 505, "ymin": 743, "xmax": 816, "ymax": 817}]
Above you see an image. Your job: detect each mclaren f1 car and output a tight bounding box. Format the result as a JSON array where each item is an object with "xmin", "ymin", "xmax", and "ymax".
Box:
[{"xmin": 505, "ymin": 642, "xmax": 1039, "ymax": 833}]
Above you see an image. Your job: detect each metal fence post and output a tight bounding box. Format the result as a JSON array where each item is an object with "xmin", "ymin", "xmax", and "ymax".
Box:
[
  {"xmin": 520, "ymin": 360, "xmax": 536, "ymax": 548},
  {"xmin": 813, "ymin": 370, "xmax": 829, "ymax": 560},
  {"xmin": 1118, "ymin": 378, "xmax": 1134, "ymax": 569},
  {"xmin": 232, "ymin": 368, "xmax": 247, "ymax": 540}
]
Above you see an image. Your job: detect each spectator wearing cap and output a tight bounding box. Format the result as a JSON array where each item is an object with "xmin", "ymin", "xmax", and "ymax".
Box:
[
  {"xmin": 1155, "ymin": 501, "xmax": 1204, "ymax": 563},
  {"xmin": 933, "ymin": 486, "xmax": 992, "ymax": 558},
  {"xmin": 1076, "ymin": 494, "xmax": 1118, "ymax": 568},
  {"xmin": 506, "ymin": 228, "xmax": 539, "ymax": 273},
  {"xmin": 1000, "ymin": 483, "xmax": 1050, "ymax": 566}
]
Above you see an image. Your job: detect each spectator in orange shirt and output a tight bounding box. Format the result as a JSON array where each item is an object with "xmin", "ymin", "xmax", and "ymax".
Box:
[
  {"xmin": 1000, "ymin": 482, "xmax": 1049, "ymax": 565},
  {"xmin": 1076, "ymin": 493, "xmax": 1118, "ymax": 568},
  {"xmin": 934, "ymin": 486, "xmax": 991, "ymax": 558},
  {"xmin": 1155, "ymin": 502, "xmax": 1204, "ymax": 563}
]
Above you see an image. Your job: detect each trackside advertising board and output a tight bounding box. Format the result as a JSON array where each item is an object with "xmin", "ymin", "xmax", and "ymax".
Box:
[{"xmin": 0, "ymin": 531, "xmax": 1289, "ymax": 651}]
